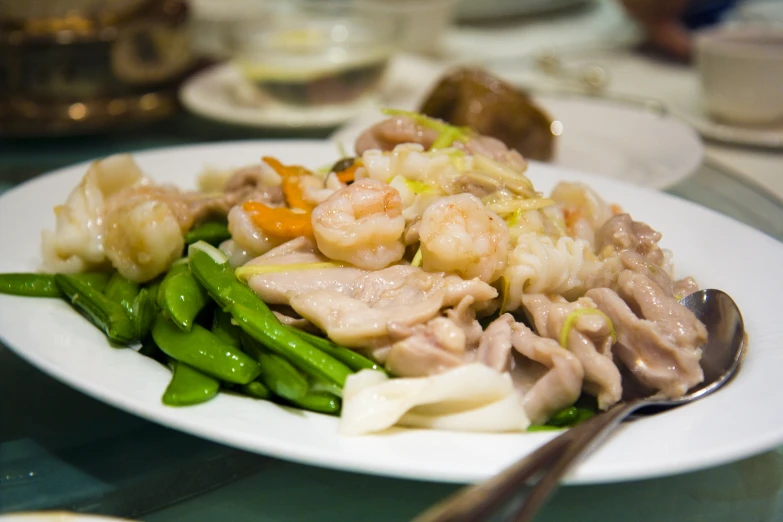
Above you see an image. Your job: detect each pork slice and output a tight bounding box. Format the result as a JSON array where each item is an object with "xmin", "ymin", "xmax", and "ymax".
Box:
[
  {"xmin": 595, "ymin": 213, "xmax": 665, "ymax": 266},
  {"xmin": 522, "ymin": 294, "xmax": 622, "ymax": 410},
  {"xmin": 289, "ymin": 290, "xmax": 445, "ymax": 348},
  {"xmin": 477, "ymin": 314, "xmax": 514, "ymax": 372},
  {"xmin": 355, "ymin": 117, "xmax": 440, "ymax": 155},
  {"xmin": 510, "ymin": 322, "xmax": 584, "ymax": 424},
  {"xmin": 586, "ymin": 272, "xmax": 705, "ymax": 399}
]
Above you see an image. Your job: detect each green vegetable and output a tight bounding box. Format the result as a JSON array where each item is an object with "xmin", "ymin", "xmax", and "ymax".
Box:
[
  {"xmin": 241, "ymin": 333, "xmax": 307, "ymax": 400},
  {"xmin": 241, "ymin": 380, "xmax": 272, "ymax": 400},
  {"xmin": 189, "ymin": 248, "xmax": 269, "ymax": 313},
  {"xmin": 287, "ymin": 327, "xmax": 386, "ymax": 374},
  {"xmin": 157, "ymin": 262, "xmax": 210, "ymax": 331},
  {"xmin": 162, "ymin": 360, "xmax": 220, "ymax": 406},
  {"xmin": 288, "ymin": 392, "xmax": 341, "ymax": 415},
  {"xmin": 151, "ymin": 316, "xmax": 261, "ymax": 385},
  {"xmin": 0, "ymin": 272, "xmax": 109, "ymax": 298},
  {"xmin": 231, "ymin": 303, "xmax": 353, "ymax": 387},
  {"xmin": 184, "ymin": 221, "xmax": 231, "ymax": 246},
  {"xmin": 54, "ymin": 274, "xmax": 136, "ymax": 344},
  {"xmin": 526, "ymin": 424, "xmax": 563, "ymax": 432},
  {"xmin": 545, "ymin": 405, "xmax": 596, "ymax": 428},
  {"xmin": 188, "ymin": 247, "xmax": 353, "ymax": 387},
  {"xmin": 130, "ymin": 287, "xmax": 157, "ymax": 340},
  {"xmin": 212, "ymin": 308, "xmax": 241, "ymax": 348},
  {"xmin": 104, "ymin": 273, "xmax": 140, "ymax": 317}
]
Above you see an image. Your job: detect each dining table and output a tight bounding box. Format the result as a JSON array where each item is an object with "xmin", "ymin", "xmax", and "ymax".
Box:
[{"xmin": 2, "ymin": 1, "xmax": 782, "ymax": 521}]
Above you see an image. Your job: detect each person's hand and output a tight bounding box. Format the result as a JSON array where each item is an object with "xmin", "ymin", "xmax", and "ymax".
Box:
[{"xmin": 620, "ymin": 0, "xmax": 693, "ymax": 60}]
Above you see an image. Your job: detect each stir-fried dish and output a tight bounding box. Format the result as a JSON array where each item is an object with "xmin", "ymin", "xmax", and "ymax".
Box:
[{"xmin": 0, "ymin": 111, "xmax": 707, "ymax": 436}]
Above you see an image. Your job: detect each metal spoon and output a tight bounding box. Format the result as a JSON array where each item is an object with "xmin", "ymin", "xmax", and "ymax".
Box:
[{"xmin": 413, "ymin": 289, "xmax": 746, "ymax": 522}]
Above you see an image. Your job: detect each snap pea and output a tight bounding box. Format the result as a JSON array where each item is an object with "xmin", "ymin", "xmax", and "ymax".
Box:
[
  {"xmin": 241, "ymin": 333, "xmax": 307, "ymax": 401},
  {"xmin": 130, "ymin": 287, "xmax": 157, "ymax": 340},
  {"xmin": 241, "ymin": 380, "xmax": 272, "ymax": 400},
  {"xmin": 157, "ymin": 262, "xmax": 210, "ymax": 331},
  {"xmin": 545, "ymin": 406, "xmax": 596, "ymax": 428},
  {"xmin": 162, "ymin": 360, "xmax": 220, "ymax": 406},
  {"xmin": 184, "ymin": 221, "xmax": 231, "ymax": 246},
  {"xmin": 189, "ymin": 250, "xmax": 353, "ymax": 387},
  {"xmin": 151, "ymin": 316, "xmax": 261, "ymax": 385},
  {"xmin": 0, "ymin": 272, "xmax": 109, "ymax": 298},
  {"xmin": 212, "ymin": 308, "xmax": 241, "ymax": 348},
  {"xmin": 287, "ymin": 327, "xmax": 386, "ymax": 374},
  {"xmin": 231, "ymin": 303, "xmax": 353, "ymax": 387},
  {"xmin": 288, "ymin": 392, "xmax": 341, "ymax": 415},
  {"xmin": 105, "ymin": 272, "xmax": 140, "ymax": 317},
  {"xmin": 189, "ymin": 250, "xmax": 269, "ymax": 312},
  {"xmin": 54, "ymin": 274, "xmax": 136, "ymax": 344}
]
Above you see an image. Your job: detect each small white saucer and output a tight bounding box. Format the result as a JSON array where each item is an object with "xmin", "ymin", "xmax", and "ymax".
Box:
[
  {"xmin": 179, "ymin": 62, "xmax": 378, "ymax": 130},
  {"xmin": 669, "ymin": 90, "xmax": 783, "ymax": 150}
]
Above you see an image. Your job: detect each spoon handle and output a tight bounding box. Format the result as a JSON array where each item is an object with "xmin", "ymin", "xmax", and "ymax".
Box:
[
  {"xmin": 412, "ymin": 401, "xmax": 640, "ymax": 522},
  {"xmin": 509, "ymin": 401, "xmax": 640, "ymax": 522}
]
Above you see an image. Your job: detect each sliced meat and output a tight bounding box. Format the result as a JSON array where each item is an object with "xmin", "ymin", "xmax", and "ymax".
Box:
[
  {"xmin": 586, "ymin": 271, "xmax": 705, "ymax": 398},
  {"xmin": 509, "ymin": 321, "xmax": 584, "ymax": 424},
  {"xmin": 385, "ymin": 319, "xmax": 468, "ymax": 377},
  {"xmin": 522, "ymin": 294, "xmax": 622, "ymax": 410},
  {"xmin": 673, "ymin": 277, "xmax": 699, "ymax": 298},
  {"xmin": 290, "ymin": 290, "xmax": 444, "ymax": 348},
  {"xmin": 618, "ymin": 250, "xmax": 674, "ymax": 297},
  {"xmin": 595, "ymin": 213, "xmax": 665, "ymax": 266},
  {"xmin": 355, "ymin": 117, "xmax": 440, "ymax": 155},
  {"xmin": 477, "ymin": 314, "xmax": 514, "ymax": 372}
]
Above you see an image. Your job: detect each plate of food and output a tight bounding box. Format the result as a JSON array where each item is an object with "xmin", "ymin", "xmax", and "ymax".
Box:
[
  {"xmin": 332, "ymin": 67, "xmax": 704, "ymax": 190},
  {"xmin": 0, "ymin": 117, "xmax": 781, "ymax": 485}
]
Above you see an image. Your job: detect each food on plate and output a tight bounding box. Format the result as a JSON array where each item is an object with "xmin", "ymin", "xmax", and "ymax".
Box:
[
  {"xmin": 416, "ymin": 67, "xmax": 557, "ymax": 162},
  {"xmin": 0, "ymin": 110, "xmax": 708, "ymax": 436}
]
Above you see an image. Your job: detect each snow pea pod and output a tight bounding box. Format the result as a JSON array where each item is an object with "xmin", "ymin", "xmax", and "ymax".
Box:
[
  {"xmin": 130, "ymin": 287, "xmax": 157, "ymax": 340},
  {"xmin": 157, "ymin": 262, "xmax": 210, "ymax": 331},
  {"xmin": 230, "ymin": 303, "xmax": 352, "ymax": 388},
  {"xmin": 287, "ymin": 327, "xmax": 386, "ymax": 374},
  {"xmin": 288, "ymin": 392, "xmax": 341, "ymax": 415},
  {"xmin": 241, "ymin": 333, "xmax": 307, "ymax": 401},
  {"xmin": 241, "ymin": 380, "xmax": 272, "ymax": 400},
  {"xmin": 104, "ymin": 273, "xmax": 139, "ymax": 317},
  {"xmin": 212, "ymin": 308, "xmax": 241, "ymax": 348},
  {"xmin": 0, "ymin": 272, "xmax": 109, "ymax": 298},
  {"xmin": 184, "ymin": 221, "xmax": 231, "ymax": 246},
  {"xmin": 54, "ymin": 274, "xmax": 136, "ymax": 344},
  {"xmin": 151, "ymin": 316, "xmax": 261, "ymax": 384},
  {"xmin": 162, "ymin": 360, "xmax": 220, "ymax": 406}
]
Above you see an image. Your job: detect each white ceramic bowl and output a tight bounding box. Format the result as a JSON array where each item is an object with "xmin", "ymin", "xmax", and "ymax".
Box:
[{"xmin": 694, "ymin": 24, "xmax": 783, "ymax": 126}]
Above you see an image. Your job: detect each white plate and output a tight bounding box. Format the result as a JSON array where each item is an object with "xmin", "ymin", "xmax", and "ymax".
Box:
[
  {"xmin": 455, "ymin": 0, "xmax": 591, "ymax": 21},
  {"xmin": 669, "ymin": 89, "xmax": 783, "ymax": 150},
  {"xmin": 179, "ymin": 63, "xmax": 378, "ymax": 130},
  {"xmin": 1, "ymin": 141, "xmax": 782, "ymax": 486},
  {"xmin": 332, "ymin": 95, "xmax": 704, "ymax": 189}
]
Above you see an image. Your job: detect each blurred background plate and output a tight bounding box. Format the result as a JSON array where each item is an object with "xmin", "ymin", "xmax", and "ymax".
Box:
[
  {"xmin": 179, "ymin": 62, "xmax": 378, "ymax": 130},
  {"xmin": 332, "ymin": 93, "xmax": 704, "ymax": 189},
  {"xmin": 455, "ymin": 0, "xmax": 592, "ymax": 21}
]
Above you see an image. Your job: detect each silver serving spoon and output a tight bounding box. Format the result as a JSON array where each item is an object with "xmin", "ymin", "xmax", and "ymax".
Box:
[{"xmin": 413, "ymin": 289, "xmax": 746, "ymax": 522}]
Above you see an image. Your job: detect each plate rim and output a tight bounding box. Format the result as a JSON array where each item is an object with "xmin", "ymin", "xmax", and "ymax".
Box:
[{"xmin": 2, "ymin": 139, "xmax": 782, "ymax": 487}]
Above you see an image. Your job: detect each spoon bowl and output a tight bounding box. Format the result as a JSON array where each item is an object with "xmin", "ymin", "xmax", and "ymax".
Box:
[{"xmin": 413, "ymin": 289, "xmax": 746, "ymax": 522}]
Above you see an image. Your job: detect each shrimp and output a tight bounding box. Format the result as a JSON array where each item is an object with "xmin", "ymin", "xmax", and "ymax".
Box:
[
  {"xmin": 41, "ymin": 154, "xmax": 144, "ymax": 273},
  {"xmin": 221, "ymin": 205, "xmax": 282, "ymax": 266},
  {"xmin": 311, "ymin": 178, "xmax": 405, "ymax": 270},
  {"xmin": 419, "ymin": 193, "xmax": 509, "ymax": 283},
  {"xmin": 103, "ymin": 198, "xmax": 184, "ymax": 283}
]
